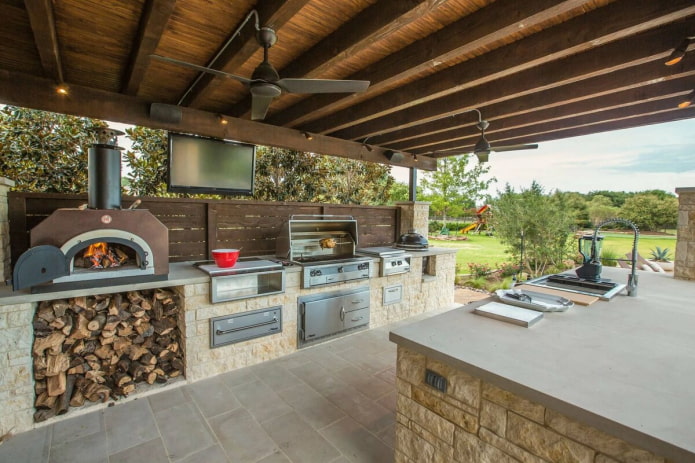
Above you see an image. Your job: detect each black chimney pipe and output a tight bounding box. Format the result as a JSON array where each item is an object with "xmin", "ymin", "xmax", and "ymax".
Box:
[{"xmin": 88, "ymin": 128, "xmax": 124, "ymax": 210}]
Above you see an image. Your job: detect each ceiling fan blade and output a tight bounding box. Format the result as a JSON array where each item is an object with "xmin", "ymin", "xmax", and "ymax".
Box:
[
  {"xmin": 251, "ymin": 94, "xmax": 275, "ymax": 121},
  {"xmin": 492, "ymin": 144, "xmax": 539, "ymax": 152},
  {"xmin": 276, "ymin": 78, "xmax": 370, "ymax": 94},
  {"xmin": 150, "ymin": 54, "xmax": 252, "ymax": 85}
]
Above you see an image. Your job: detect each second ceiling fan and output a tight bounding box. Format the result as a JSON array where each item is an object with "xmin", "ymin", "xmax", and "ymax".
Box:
[
  {"xmin": 152, "ymin": 26, "xmax": 370, "ymax": 121},
  {"xmin": 436, "ymin": 109, "xmax": 538, "ymax": 162}
]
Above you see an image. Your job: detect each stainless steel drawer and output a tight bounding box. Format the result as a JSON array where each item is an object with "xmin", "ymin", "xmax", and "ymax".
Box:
[{"xmin": 210, "ymin": 306, "xmax": 282, "ymax": 348}]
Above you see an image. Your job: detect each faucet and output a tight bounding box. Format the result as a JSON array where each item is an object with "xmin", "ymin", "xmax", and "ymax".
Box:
[{"xmin": 593, "ymin": 218, "xmax": 640, "ymax": 297}]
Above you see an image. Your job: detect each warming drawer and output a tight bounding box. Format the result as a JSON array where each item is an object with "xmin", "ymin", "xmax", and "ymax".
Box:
[
  {"xmin": 210, "ymin": 306, "xmax": 282, "ymax": 348},
  {"xmin": 298, "ymin": 286, "xmax": 370, "ymax": 345}
]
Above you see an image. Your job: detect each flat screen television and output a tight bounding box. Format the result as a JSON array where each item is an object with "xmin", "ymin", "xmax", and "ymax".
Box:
[{"xmin": 167, "ymin": 132, "xmax": 256, "ymax": 196}]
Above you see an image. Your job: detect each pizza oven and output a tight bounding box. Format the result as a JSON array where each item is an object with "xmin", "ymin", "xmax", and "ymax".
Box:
[{"xmin": 12, "ymin": 128, "xmax": 169, "ymax": 293}]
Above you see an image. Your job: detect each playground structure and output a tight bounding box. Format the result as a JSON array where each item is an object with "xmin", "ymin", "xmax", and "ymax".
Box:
[{"xmin": 461, "ymin": 205, "xmax": 492, "ymax": 234}]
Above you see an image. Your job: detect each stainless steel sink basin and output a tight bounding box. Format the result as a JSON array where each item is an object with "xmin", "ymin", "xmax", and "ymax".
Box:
[{"xmin": 524, "ymin": 273, "xmax": 626, "ymax": 300}]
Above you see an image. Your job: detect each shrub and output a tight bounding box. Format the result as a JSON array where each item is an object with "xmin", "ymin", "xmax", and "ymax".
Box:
[
  {"xmin": 497, "ymin": 262, "xmax": 520, "ymax": 277},
  {"xmin": 468, "ymin": 262, "xmax": 492, "ymax": 278},
  {"xmin": 599, "ymin": 247, "xmax": 620, "ymax": 267}
]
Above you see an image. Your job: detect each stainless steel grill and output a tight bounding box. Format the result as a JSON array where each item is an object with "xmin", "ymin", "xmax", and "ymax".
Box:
[{"xmin": 276, "ymin": 215, "xmax": 373, "ymax": 288}]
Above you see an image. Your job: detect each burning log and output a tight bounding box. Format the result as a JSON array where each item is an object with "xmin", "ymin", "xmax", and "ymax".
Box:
[{"xmin": 31, "ymin": 288, "xmax": 183, "ymax": 421}]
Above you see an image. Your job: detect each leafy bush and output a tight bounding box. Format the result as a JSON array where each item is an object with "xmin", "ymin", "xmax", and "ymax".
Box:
[
  {"xmin": 599, "ymin": 247, "xmax": 620, "ymax": 267},
  {"xmin": 468, "ymin": 262, "xmax": 492, "ymax": 278},
  {"xmin": 649, "ymin": 246, "xmax": 673, "ymax": 262},
  {"xmin": 497, "ymin": 262, "xmax": 520, "ymax": 277}
]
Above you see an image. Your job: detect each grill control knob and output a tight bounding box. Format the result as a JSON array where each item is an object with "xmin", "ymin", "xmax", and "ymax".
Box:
[
  {"xmin": 358, "ymin": 263, "xmax": 369, "ymax": 270},
  {"xmin": 310, "ymin": 269, "xmax": 322, "ymax": 277},
  {"xmin": 338, "ymin": 266, "xmax": 344, "ymax": 273}
]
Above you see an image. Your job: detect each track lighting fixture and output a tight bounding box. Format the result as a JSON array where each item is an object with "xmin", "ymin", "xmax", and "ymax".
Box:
[
  {"xmin": 55, "ymin": 83, "xmax": 69, "ymax": 95},
  {"xmin": 303, "ymin": 131, "xmax": 314, "ymax": 140},
  {"xmin": 678, "ymin": 89, "xmax": 695, "ymax": 108},
  {"xmin": 665, "ymin": 36, "xmax": 694, "ymax": 66},
  {"xmin": 413, "ymin": 154, "xmax": 418, "ymax": 162},
  {"xmin": 218, "ymin": 114, "xmax": 228, "ymax": 125}
]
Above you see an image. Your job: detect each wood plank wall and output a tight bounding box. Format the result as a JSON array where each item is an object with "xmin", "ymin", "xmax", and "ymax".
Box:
[{"xmin": 8, "ymin": 193, "xmax": 401, "ymax": 264}]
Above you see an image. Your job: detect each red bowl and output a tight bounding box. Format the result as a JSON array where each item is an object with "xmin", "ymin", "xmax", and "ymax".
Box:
[{"xmin": 211, "ymin": 249, "xmax": 240, "ymax": 268}]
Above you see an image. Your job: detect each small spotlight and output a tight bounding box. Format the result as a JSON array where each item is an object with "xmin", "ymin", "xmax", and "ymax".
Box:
[
  {"xmin": 303, "ymin": 131, "xmax": 314, "ymax": 140},
  {"xmin": 56, "ymin": 83, "xmax": 69, "ymax": 95},
  {"xmin": 678, "ymin": 89, "xmax": 695, "ymax": 108},
  {"xmin": 218, "ymin": 115, "xmax": 228, "ymax": 125},
  {"xmin": 413, "ymin": 154, "xmax": 418, "ymax": 162},
  {"xmin": 665, "ymin": 37, "xmax": 693, "ymax": 66}
]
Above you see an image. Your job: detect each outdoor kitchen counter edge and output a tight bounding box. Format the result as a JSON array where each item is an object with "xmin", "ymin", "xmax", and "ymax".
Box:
[
  {"xmin": 0, "ymin": 248, "xmax": 456, "ymax": 304},
  {"xmin": 389, "ymin": 267, "xmax": 695, "ymax": 462}
]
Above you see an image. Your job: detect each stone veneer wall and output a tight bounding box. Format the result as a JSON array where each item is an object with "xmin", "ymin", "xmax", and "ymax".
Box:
[
  {"xmin": 674, "ymin": 187, "xmax": 695, "ymax": 281},
  {"xmin": 397, "ymin": 201, "xmax": 430, "ymax": 237},
  {"xmin": 0, "ymin": 177, "xmax": 15, "ymax": 283},
  {"xmin": 394, "ymin": 346, "xmax": 670, "ymax": 463}
]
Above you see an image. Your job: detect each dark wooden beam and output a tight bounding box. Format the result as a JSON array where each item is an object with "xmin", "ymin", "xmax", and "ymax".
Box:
[
  {"xmin": 122, "ymin": 0, "xmax": 177, "ymax": 95},
  {"xmin": 397, "ymin": 68, "xmax": 695, "ymax": 153},
  {"xmin": 24, "ymin": 0, "xmax": 62, "ymax": 82},
  {"xmin": 302, "ymin": 0, "xmax": 695, "ymax": 136},
  {"xmin": 329, "ymin": 19, "xmax": 695, "ymax": 142},
  {"xmin": 180, "ymin": 0, "xmax": 310, "ymax": 108},
  {"xmin": 231, "ymin": 0, "xmax": 451, "ymax": 119},
  {"xmin": 0, "ymin": 69, "xmax": 435, "ymax": 171},
  {"xmin": 267, "ymin": 0, "xmax": 589, "ymax": 127}
]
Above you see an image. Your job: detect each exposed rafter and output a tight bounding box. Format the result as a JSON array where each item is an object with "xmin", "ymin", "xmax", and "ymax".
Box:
[
  {"xmin": 122, "ymin": 0, "xmax": 177, "ymax": 95},
  {"xmin": 24, "ymin": 0, "xmax": 63, "ymax": 82}
]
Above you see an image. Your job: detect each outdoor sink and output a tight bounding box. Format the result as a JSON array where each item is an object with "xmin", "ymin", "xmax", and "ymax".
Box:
[{"xmin": 524, "ymin": 273, "xmax": 626, "ymax": 300}]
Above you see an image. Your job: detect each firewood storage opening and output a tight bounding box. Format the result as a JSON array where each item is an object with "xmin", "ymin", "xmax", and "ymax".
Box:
[{"xmin": 31, "ymin": 288, "xmax": 184, "ymax": 422}]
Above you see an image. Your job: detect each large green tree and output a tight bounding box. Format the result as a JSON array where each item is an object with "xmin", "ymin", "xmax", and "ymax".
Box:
[
  {"xmin": 420, "ymin": 155, "xmax": 494, "ymax": 222},
  {"xmin": 619, "ymin": 193, "xmax": 678, "ymax": 231},
  {"xmin": 492, "ymin": 182, "xmax": 575, "ymax": 277},
  {"xmin": 123, "ymin": 126, "xmax": 169, "ymax": 196},
  {"xmin": 0, "ymin": 106, "xmax": 106, "ymax": 192}
]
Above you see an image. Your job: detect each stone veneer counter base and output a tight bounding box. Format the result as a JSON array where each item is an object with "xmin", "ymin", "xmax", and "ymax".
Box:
[{"xmin": 390, "ymin": 267, "xmax": 695, "ymax": 462}]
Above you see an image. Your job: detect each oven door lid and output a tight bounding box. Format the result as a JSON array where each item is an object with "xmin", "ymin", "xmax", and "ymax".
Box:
[{"xmin": 12, "ymin": 245, "xmax": 69, "ymax": 290}]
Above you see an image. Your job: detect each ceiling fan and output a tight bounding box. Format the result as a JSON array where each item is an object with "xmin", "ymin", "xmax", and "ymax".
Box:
[
  {"xmin": 151, "ymin": 26, "xmax": 370, "ymax": 121},
  {"xmin": 436, "ymin": 109, "xmax": 538, "ymax": 162}
]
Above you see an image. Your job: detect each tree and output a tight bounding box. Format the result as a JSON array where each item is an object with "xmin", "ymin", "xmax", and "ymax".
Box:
[
  {"xmin": 554, "ymin": 191, "xmax": 590, "ymax": 228},
  {"xmin": 619, "ymin": 193, "xmax": 678, "ymax": 231},
  {"xmin": 123, "ymin": 126, "xmax": 169, "ymax": 196},
  {"xmin": 586, "ymin": 194, "xmax": 620, "ymax": 226},
  {"xmin": 0, "ymin": 105, "xmax": 106, "ymax": 192},
  {"xmin": 492, "ymin": 182, "xmax": 575, "ymax": 277},
  {"xmin": 420, "ymin": 155, "xmax": 494, "ymax": 222}
]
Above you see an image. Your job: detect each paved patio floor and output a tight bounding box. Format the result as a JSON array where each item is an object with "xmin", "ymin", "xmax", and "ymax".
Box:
[{"xmin": 0, "ymin": 290, "xmax": 484, "ymax": 463}]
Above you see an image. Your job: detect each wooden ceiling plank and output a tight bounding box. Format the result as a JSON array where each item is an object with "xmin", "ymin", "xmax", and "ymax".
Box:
[
  {"xmin": 329, "ymin": 19, "xmax": 695, "ymax": 142},
  {"xmin": 181, "ymin": 0, "xmax": 310, "ymax": 108},
  {"xmin": 302, "ymin": 0, "xmax": 695, "ymax": 135},
  {"xmin": 268, "ymin": 0, "xmax": 588, "ymax": 127},
  {"xmin": 426, "ymin": 94, "xmax": 691, "ymax": 156},
  {"xmin": 396, "ymin": 67, "xmax": 695, "ymax": 152},
  {"xmin": 231, "ymin": 0, "xmax": 452, "ymax": 119},
  {"xmin": 24, "ymin": 0, "xmax": 63, "ymax": 82},
  {"xmin": 122, "ymin": 0, "xmax": 178, "ymax": 95},
  {"xmin": 0, "ymin": 68, "xmax": 435, "ymax": 171}
]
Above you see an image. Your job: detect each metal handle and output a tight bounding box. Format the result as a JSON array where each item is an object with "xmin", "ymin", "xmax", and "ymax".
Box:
[
  {"xmin": 351, "ymin": 316, "xmax": 364, "ymax": 322},
  {"xmin": 216, "ymin": 317, "xmax": 277, "ymax": 335},
  {"xmin": 290, "ymin": 214, "xmax": 354, "ymax": 220},
  {"xmin": 387, "ymin": 288, "xmax": 399, "ymax": 293},
  {"xmin": 351, "ymin": 299, "xmax": 364, "ymax": 304},
  {"xmin": 340, "ymin": 306, "xmax": 345, "ymax": 321}
]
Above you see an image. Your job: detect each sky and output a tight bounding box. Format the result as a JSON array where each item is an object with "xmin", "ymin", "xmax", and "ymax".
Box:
[{"xmin": 392, "ymin": 117, "xmax": 695, "ymax": 197}]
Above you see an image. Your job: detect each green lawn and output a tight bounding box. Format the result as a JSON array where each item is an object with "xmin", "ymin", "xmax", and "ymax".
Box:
[{"xmin": 430, "ymin": 231, "xmax": 677, "ymax": 273}]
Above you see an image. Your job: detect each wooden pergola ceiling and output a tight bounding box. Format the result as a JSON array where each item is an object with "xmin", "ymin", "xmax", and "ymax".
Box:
[{"xmin": 1, "ymin": 0, "xmax": 694, "ymax": 172}]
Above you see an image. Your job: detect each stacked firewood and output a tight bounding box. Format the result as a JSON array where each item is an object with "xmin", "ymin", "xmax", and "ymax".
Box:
[{"xmin": 31, "ymin": 289, "xmax": 183, "ymax": 422}]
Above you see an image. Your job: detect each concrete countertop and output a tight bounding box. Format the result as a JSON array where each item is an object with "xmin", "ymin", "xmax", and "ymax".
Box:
[
  {"xmin": 389, "ymin": 267, "xmax": 695, "ymax": 462},
  {"xmin": 0, "ymin": 249, "xmax": 451, "ymax": 305}
]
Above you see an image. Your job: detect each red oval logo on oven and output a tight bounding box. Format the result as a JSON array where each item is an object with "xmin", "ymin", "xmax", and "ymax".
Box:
[{"xmin": 101, "ymin": 215, "xmax": 113, "ymax": 224}]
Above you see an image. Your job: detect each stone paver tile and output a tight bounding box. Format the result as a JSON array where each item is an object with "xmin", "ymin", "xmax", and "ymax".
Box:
[
  {"xmin": 208, "ymin": 408, "xmax": 278, "ymax": 463},
  {"xmin": 262, "ymin": 411, "xmax": 340, "ymax": 463},
  {"xmin": 184, "ymin": 375, "xmax": 239, "ymax": 418},
  {"xmin": 109, "ymin": 438, "xmax": 169, "ymax": 463},
  {"xmin": 104, "ymin": 399, "xmax": 159, "ymax": 455},
  {"xmin": 154, "ymin": 401, "xmax": 216, "ymax": 461},
  {"xmin": 321, "ymin": 416, "xmax": 394, "ymax": 463}
]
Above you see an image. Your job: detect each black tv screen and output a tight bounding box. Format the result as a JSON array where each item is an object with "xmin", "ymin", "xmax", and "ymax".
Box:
[{"xmin": 167, "ymin": 132, "xmax": 256, "ymax": 196}]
